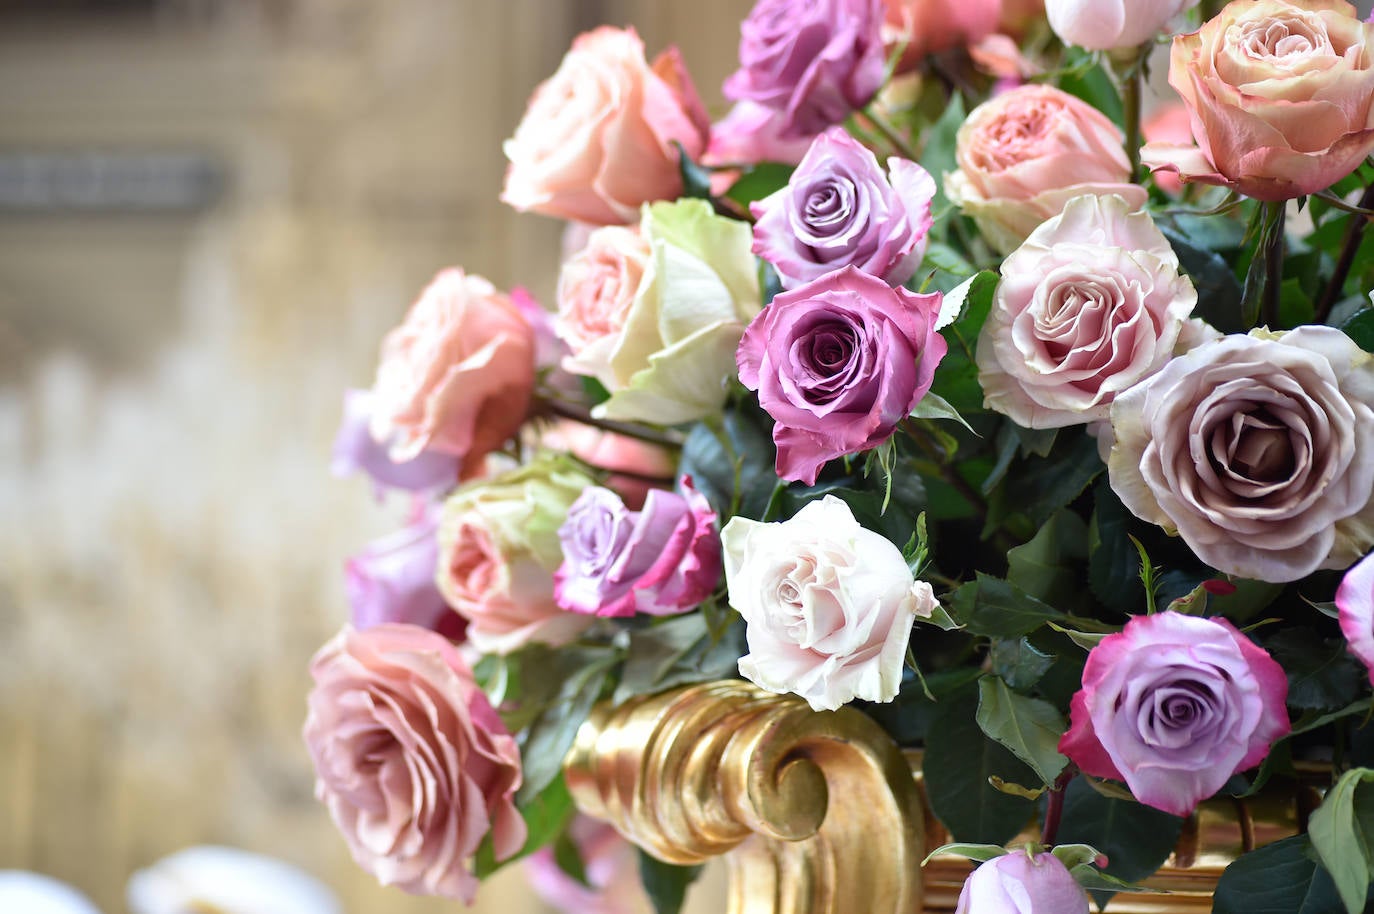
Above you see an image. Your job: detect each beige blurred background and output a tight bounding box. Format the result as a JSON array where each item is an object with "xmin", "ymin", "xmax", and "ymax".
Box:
[{"xmin": 0, "ymin": 1, "xmax": 749, "ymax": 911}]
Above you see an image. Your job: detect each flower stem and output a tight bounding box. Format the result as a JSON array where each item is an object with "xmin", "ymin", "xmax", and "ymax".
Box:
[
  {"xmin": 902, "ymin": 420, "xmax": 989, "ymax": 515},
  {"xmin": 1040, "ymin": 766, "xmax": 1077, "ymax": 847},
  {"xmin": 1314, "ymin": 183, "xmax": 1374, "ymax": 325},
  {"xmin": 1261, "ymin": 200, "xmax": 1286, "ymax": 329},
  {"xmin": 861, "ymin": 104, "xmax": 920, "ymax": 162},
  {"xmin": 536, "ymin": 397, "xmax": 684, "ymax": 450},
  {"xmin": 1117, "ymin": 45, "xmax": 1147, "ymax": 183}
]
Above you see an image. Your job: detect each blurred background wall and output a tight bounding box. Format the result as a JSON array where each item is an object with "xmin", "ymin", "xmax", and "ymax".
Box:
[{"xmin": 0, "ymin": 1, "xmax": 749, "ymax": 911}]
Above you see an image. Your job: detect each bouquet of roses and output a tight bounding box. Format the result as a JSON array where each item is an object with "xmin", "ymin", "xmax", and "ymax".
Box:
[{"xmin": 303, "ymin": 0, "xmax": 1374, "ymax": 911}]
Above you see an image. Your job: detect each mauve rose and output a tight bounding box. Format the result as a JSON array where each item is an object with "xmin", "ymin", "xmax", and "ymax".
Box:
[
  {"xmin": 369, "ymin": 269, "xmax": 535, "ymax": 479},
  {"xmin": 555, "ymin": 478, "xmax": 720, "ymax": 618},
  {"xmin": 1059, "ymin": 612, "xmax": 1290, "ymax": 816},
  {"xmin": 1337, "ymin": 551, "xmax": 1374, "ymax": 685},
  {"xmin": 955, "ymin": 851, "xmax": 1089, "ymax": 914},
  {"xmin": 1108, "ymin": 327, "xmax": 1374, "ymax": 582},
  {"xmin": 436, "ymin": 457, "xmax": 596, "ymax": 654},
  {"xmin": 702, "ymin": 100, "xmax": 816, "ymax": 167},
  {"xmin": 502, "ymin": 27, "xmax": 710, "ymax": 225},
  {"xmin": 1142, "ymin": 0, "xmax": 1374, "ymax": 201},
  {"xmin": 724, "ymin": 0, "xmax": 887, "ymax": 139},
  {"xmin": 346, "ymin": 509, "xmax": 467, "ymax": 641},
  {"xmin": 946, "ymin": 85, "xmax": 1147, "ymax": 254},
  {"xmin": 977, "ymin": 194, "xmax": 1199, "ymax": 430},
  {"xmin": 303, "ymin": 624, "xmax": 526, "ymax": 902},
  {"xmin": 750, "ymin": 127, "xmax": 937, "ymax": 290},
  {"xmin": 331, "ymin": 389, "xmax": 459, "ymax": 494},
  {"xmin": 1046, "ymin": 0, "xmax": 1198, "ymax": 51},
  {"xmin": 524, "ymin": 817, "xmax": 651, "ymax": 914},
  {"xmin": 882, "ymin": 0, "xmax": 1002, "ymax": 67},
  {"xmin": 737, "ymin": 266, "xmax": 946, "ymax": 485},
  {"xmin": 722, "ymin": 495, "xmax": 940, "ymax": 711}
]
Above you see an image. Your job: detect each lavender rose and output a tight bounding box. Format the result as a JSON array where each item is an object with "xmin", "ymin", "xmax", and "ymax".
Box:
[
  {"xmin": 1337, "ymin": 551, "xmax": 1374, "ymax": 685},
  {"xmin": 303, "ymin": 625, "xmax": 526, "ymax": 902},
  {"xmin": 737, "ymin": 266, "xmax": 946, "ymax": 485},
  {"xmin": 955, "ymin": 851, "xmax": 1089, "ymax": 914},
  {"xmin": 345, "ymin": 509, "xmax": 466, "ymax": 640},
  {"xmin": 723, "ymin": 0, "xmax": 887, "ymax": 139},
  {"xmin": 331, "ymin": 389, "xmax": 459, "ymax": 494},
  {"xmin": 977, "ymin": 194, "xmax": 1200, "ymax": 430},
  {"xmin": 554, "ymin": 478, "xmax": 721, "ymax": 618},
  {"xmin": 1059, "ymin": 612, "xmax": 1290, "ymax": 817},
  {"xmin": 751, "ymin": 127, "xmax": 936, "ymax": 290},
  {"xmin": 1108, "ymin": 327, "xmax": 1374, "ymax": 582}
]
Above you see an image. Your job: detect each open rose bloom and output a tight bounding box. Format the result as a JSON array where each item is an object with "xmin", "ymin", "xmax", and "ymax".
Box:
[{"xmin": 311, "ymin": 1, "xmax": 1374, "ymax": 908}]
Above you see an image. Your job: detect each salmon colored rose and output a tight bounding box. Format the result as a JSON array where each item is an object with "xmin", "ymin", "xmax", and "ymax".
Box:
[
  {"xmin": 369, "ymin": 269, "xmax": 534, "ymax": 479},
  {"xmin": 502, "ymin": 27, "xmax": 710, "ymax": 225},
  {"xmin": 883, "ymin": 0, "xmax": 1002, "ymax": 67},
  {"xmin": 303, "ymin": 624, "xmax": 526, "ymax": 903},
  {"xmin": 1142, "ymin": 0, "xmax": 1374, "ymax": 201},
  {"xmin": 557, "ymin": 225, "xmax": 652, "ymax": 378},
  {"xmin": 946, "ymin": 85, "xmax": 1147, "ymax": 253}
]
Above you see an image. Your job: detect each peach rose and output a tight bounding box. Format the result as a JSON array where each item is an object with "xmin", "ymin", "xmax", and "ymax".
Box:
[
  {"xmin": 883, "ymin": 0, "xmax": 1002, "ymax": 66},
  {"xmin": 502, "ymin": 27, "xmax": 710, "ymax": 225},
  {"xmin": 369, "ymin": 269, "xmax": 534, "ymax": 479},
  {"xmin": 946, "ymin": 85, "xmax": 1147, "ymax": 253},
  {"xmin": 1141, "ymin": 0, "xmax": 1374, "ymax": 201},
  {"xmin": 556, "ymin": 225, "xmax": 652, "ymax": 379},
  {"xmin": 1143, "ymin": 100, "xmax": 1195, "ymax": 195},
  {"xmin": 303, "ymin": 625, "xmax": 526, "ymax": 903},
  {"xmin": 538, "ymin": 419, "xmax": 676, "ymax": 510}
]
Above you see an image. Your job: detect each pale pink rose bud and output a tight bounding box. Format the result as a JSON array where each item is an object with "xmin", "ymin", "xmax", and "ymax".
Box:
[
  {"xmin": 1046, "ymin": 0, "xmax": 1198, "ymax": 51},
  {"xmin": 955, "ymin": 851, "xmax": 1090, "ymax": 914},
  {"xmin": 1142, "ymin": 0, "xmax": 1374, "ymax": 201},
  {"xmin": 946, "ymin": 85, "xmax": 1147, "ymax": 253},
  {"xmin": 303, "ymin": 625, "xmax": 526, "ymax": 903},
  {"xmin": 369, "ymin": 269, "xmax": 535, "ymax": 480},
  {"xmin": 502, "ymin": 27, "xmax": 710, "ymax": 225}
]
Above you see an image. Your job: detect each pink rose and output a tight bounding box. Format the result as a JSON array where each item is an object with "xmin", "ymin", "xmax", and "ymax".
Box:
[
  {"xmin": 702, "ymin": 101, "xmax": 816, "ymax": 167},
  {"xmin": 1059, "ymin": 612, "xmax": 1290, "ymax": 817},
  {"xmin": 1337, "ymin": 551, "xmax": 1374, "ymax": 685},
  {"xmin": 955, "ymin": 851, "xmax": 1089, "ymax": 914},
  {"xmin": 946, "ymin": 85, "xmax": 1147, "ymax": 253},
  {"xmin": 1141, "ymin": 0, "xmax": 1374, "ymax": 202},
  {"xmin": 537, "ymin": 419, "xmax": 676, "ymax": 510},
  {"xmin": 976, "ymin": 194, "xmax": 1199, "ymax": 430},
  {"xmin": 524, "ymin": 817, "xmax": 650, "ymax": 914},
  {"xmin": 737, "ymin": 266, "xmax": 946, "ymax": 485},
  {"xmin": 303, "ymin": 625, "xmax": 526, "ymax": 902},
  {"xmin": 1046, "ymin": 0, "xmax": 1197, "ymax": 51},
  {"xmin": 1108, "ymin": 327, "xmax": 1374, "ymax": 582},
  {"xmin": 369, "ymin": 269, "xmax": 535, "ymax": 479},
  {"xmin": 554, "ymin": 478, "xmax": 721, "ymax": 618},
  {"xmin": 436, "ymin": 458, "xmax": 596, "ymax": 654},
  {"xmin": 556, "ymin": 225, "xmax": 652, "ymax": 386},
  {"xmin": 502, "ymin": 27, "xmax": 710, "ymax": 225},
  {"xmin": 882, "ymin": 0, "xmax": 1002, "ymax": 67},
  {"xmin": 1142, "ymin": 101, "xmax": 1194, "ymax": 196}
]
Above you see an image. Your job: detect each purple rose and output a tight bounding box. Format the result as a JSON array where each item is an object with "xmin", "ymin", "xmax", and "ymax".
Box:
[
  {"xmin": 737, "ymin": 266, "xmax": 946, "ymax": 485},
  {"xmin": 331, "ymin": 389, "xmax": 460, "ymax": 494},
  {"xmin": 751, "ymin": 127, "xmax": 936, "ymax": 290},
  {"xmin": 554, "ymin": 477, "xmax": 721, "ymax": 618},
  {"xmin": 1337, "ymin": 551, "xmax": 1374, "ymax": 686},
  {"xmin": 703, "ymin": 100, "xmax": 815, "ymax": 168},
  {"xmin": 955, "ymin": 851, "xmax": 1089, "ymax": 914},
  {"xmin": 1059, "ymin": 612, "xmax": 1290, "ymax": 817},
  {"xmin": 723, "ymin": 0, "xmax": 886, "ymax": 139},
  {"xmin": 345, "ymin": 509, "xmax": 465, "ymax": 640}
]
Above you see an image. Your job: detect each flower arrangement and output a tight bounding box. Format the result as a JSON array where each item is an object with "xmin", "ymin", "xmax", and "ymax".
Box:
[{"xmin": 304, "ymin": 0, "xmax": 1374, "ymax": 911}]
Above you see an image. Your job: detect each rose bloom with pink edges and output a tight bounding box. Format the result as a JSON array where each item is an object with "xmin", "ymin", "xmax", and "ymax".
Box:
[
  {"xmin": 1337, "ymin": 551, "xmax": 1374, "ymax": 685},
  {"xmin": 1059, "ymin": 612, "xmax": 1290, "ymax": 817},
  {"xmin": 303, "ymin": 625, "xmax": 525, "ymax": 903}
]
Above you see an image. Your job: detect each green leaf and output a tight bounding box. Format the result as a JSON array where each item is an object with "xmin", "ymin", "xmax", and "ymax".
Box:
[
  {"xmin": 1266, "ymin": 628, "xmax": 1365, "ymax": 711},
  {"xmin": 1308, "ymin": 767, "xmax": 1374, "ymax": 914},
  {"xmin": 1341, "ymin": 309, "xmax": 1374, "ymax": 353},
  {"xmin": 1213, "ymin": 835, "xmax": 1348, "ymax": 914},
  {"xmin": 921, "ymin": 95, "xmax": 966, "ymax": 218},
  {"xmin": 1058, "ymin": 48, "xmax": 1124, "ymax": 127},
  {"xmin": 989, "ymin": 637, "xmax": 1056, "ymax": 691},
  {"xmin": 638, "ymin": 852, "xmax": 704, "ymax": 914},
  {"xmin": 674, "ymin": 142, "xmax": 712, "ymax": 201},
  {"xmin": 922, "ymin": 686, "xmax": 1037, "ymax": 844},
  {"xmin": 517, "ymin": 654, "xmax": 617, "ymax": 803},
  {"xmin": 723, "ymin": 162, "xmax": 794, "ymax": 207},
  {"xmin": 948, "ymin": 574, "xmax": 1068, "ymax": 639},
  {"xmin": 553, "ymin": 827, "xmax": 591, "ymax": 887},
  {"xmin": 975, "ymin": 676, "xmax": 1069, "ymax": 786},
  {"xmin": 1088, "ymin": 478, "xmax": 1143, "ymax": 613},
  {"xmin": 613, "ymin": 613, "xmax": 746, "ymax": 705},
  {"xmin": 1006, "ymin": 510, "xmax": 1089, "ymax": 607},
  {"xmin": 922, "ymin": 843, "xmax": 1009, "ymax": 865},
  {"xmin": 680, "ymin": 406, "xmax": 777, "ymax": 521},
  {"xmin": 1160, "ymin": 225, "xmax": 1246, "ymax": 333},
  {"xmin": 1055, "ymin": 777, "xmax": 1183, "ymax": 884},
  {"xmin": 987, "ymin": 431, "xmax": 1102, "ymax": 531},
  {"xmin": 474, "ymin": 773, "xmax": 577, "ymax": 878},
  {"xmin": 910, "ymin": 392, "xmax": 978, "ymax": 435},
  {"xmin": 930, "ymin": 269, "xmax": 996, "ymax": 414}
]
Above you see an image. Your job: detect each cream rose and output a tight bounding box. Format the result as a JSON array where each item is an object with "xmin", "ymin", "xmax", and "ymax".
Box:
[
  {"xmin": 946, "ymin": 85, "xmax": 1147, "ymax": 253},
  {"xmin": 556, "ymin": 225, "xmax": 652, "ymax": 380},
  {"xmin": 502, "ymin": 27, "xmax": 710, "ymax": 225},
  {"xmin": 1142, "ymin": 0, "xmax": 1374, "ymax": 201},
  {"xmin": 1108, "ymin": 327, "xmax": 1374, "ymax": 582},
  {"xmin": 721, "ymin": 495, "xmax": 938, "ymax": 711},
  {"xmin": 977, "ymin": 194, "xmax": 1200, "ymax": 429}
]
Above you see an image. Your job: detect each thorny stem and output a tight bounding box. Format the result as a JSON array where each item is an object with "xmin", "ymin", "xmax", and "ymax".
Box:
[{"xmin": 1314, "ymin": 184, "xmax": 1374, "ymax": 325}]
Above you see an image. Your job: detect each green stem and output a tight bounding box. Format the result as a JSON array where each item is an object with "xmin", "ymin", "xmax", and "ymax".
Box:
[
  {"xmin": 1261, "ymin": 200, "xmax": 1286, "ymax": 329},
  {"xmin": 537, "ymin": 398, "xmax": 683, "ymax": 450},
  {"xmin": 862, "ymin": 104, "xmax": 920, "ymax": 162},
  {"xmin": 1118, "ymin": 45, "xmax": 1147, "ymax": 183},
  {"xmin": 1314, "ymin": 184, "xmax": 1374, "ymax": 325}
]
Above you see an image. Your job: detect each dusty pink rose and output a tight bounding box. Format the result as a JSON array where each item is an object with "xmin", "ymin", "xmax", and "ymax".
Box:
[
  {"xmin": 738, "ymin": 266, "xmax": 945, "ymax": 485},
  {"xmin": 1142, "ymin": 101, "xmax": 1195, "ymax": 195},
  {"xmin": 1108, "ymin": 327, "xmax": 1374, "ymax": 582},
  {"xmin": 702, "ymin": 101, "xmax": 816, "ymax": 167},
  {"xmin": 955, "ymin": 851, "xmax": 1089, "ymax": 914},
  {"xmin": 946, "ymin": 84, "xmax": 1147, "ymax": 253},
  {"xmin": 537, "ymin": 419, "xmax": 676, "ymax": 510},
  {"xmin": 556, "ymin": 225, "xmax": 651, "ymax": 383},
  {"xmin": 1046, "ymin": 0, "xmax": 1197, "ymax": 51},
  {"xmin": 502, "ymin": 27, "xmax": 710, "ymax": 225},
  {"xmin": 369, "ymin": 269, "xmax": 535, "ymax": 479},
  {"xmin": 436, "ymin": 458, "xmax": 595, "ymax": 654},
  {"xmin": 1059, "ymin": 612, "xmax": 1290, "ymax": 817},
  {"xmin": 883, "ymin": 0, "xmax": 1002, "ymax": 67},
  {"xmin": 1337, "ymin": 551, "xmax": 1374, "ymax": 685},
  {"xmin": 1142, "ymin": 0, "xmax": 1374, "ymax": 201},
  {"xmin": 977, "ymin": 194, "xmax": 1199, "ymax": 429},
  {"xmin": 524, "ymin": 817, "xmax": 651, "ymax": 914},
  {"xmin": 303, "ymin": 624, "xmax": 526, "ymax": 902}
]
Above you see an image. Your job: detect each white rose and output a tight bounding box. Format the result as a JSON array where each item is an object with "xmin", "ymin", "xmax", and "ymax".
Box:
[
  {"xmin": 720, "ymin": 495, "xmax": 936, "ymax": 711},
  {"xmin": 1046, "ymin": 0, "xmax": 1198, "ymax": 51}
]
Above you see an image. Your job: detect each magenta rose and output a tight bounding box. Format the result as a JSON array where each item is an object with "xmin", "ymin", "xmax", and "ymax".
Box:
[
  {"xmin": 955, "ymin": 851, "xmax": 1089, "ymax": 914},
  {"xmin": 750, "ymin": 127, "xmax": 936, "ymax": 290},
  {"xmin": 724, "ymin": 0, "xmax": 887, "ymax": 139},
  {"xmin": 331, "ymin": 389, "xmax": 460, "ymax": 495},
  {"xmin": 303, "ymin": 625, "xmax": 526, "ymax": 902},
  {"xmin": 1337, "ymin": 551, "xmax": 1374, "ymax": 685},
  {"xmin": 554, "ymin": 477, "xmax": 721, "ymax": 618},
  {"xmin": 345, "ymin": 508, "xmax": 467, "ymax": 640},
  {"xmin": 1059, "ymin": 612, "xmax": 1290, "ymax": 817},
  {"xmin": 737, "ymin": 266, "xmax": 945, "ymax": 485}
]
